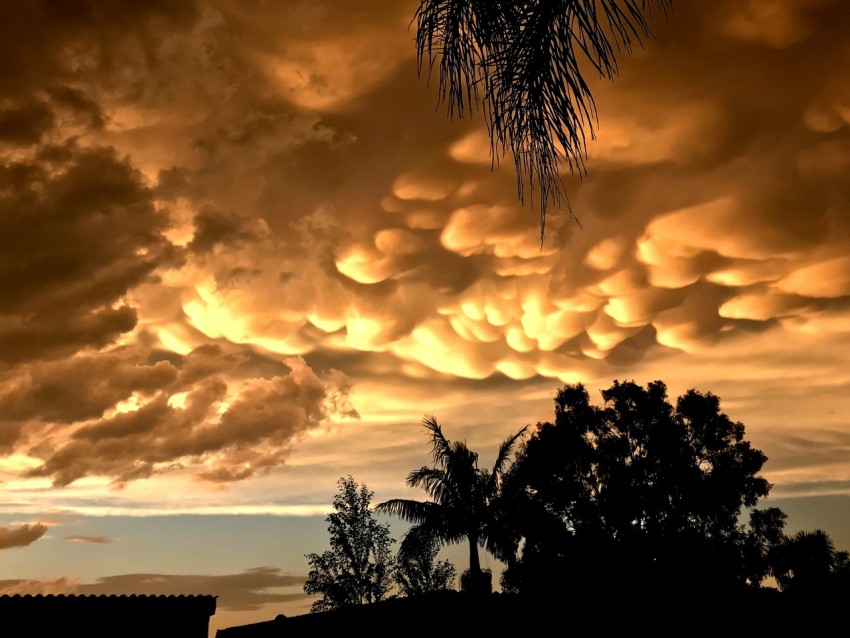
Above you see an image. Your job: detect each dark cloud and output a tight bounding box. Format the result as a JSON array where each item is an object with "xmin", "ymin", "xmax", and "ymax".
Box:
[
  {"xmin": 154, "ymin": 166, "xmax": 192, "ymax": 200},
  {"xmin": 0, "ymin": 567, "xmax": 305, "ymax": 611},
  {"xmin": 189, "ymin": 205, "xmax": 268, "ymax": 254},
  {"xmin": 0, "ymin": 143, "xmax": 176, "ymax": 364},
  {"xmin": 0, "ymin": 354, "xmax": 176, "ymax": 424},
  {"xmin": 0, "ymin": 1, "xmax": 200, "ymax": 100},
  {"xmin": 64, "ymin": 535, "xmax": 115, "ymax": 543},
  {"xmin": 0, "ymin": 523, "xmax": 48, "ymax": 550},
  {"xmin": 0, "ymin": 102, "xmax": 54, "ymax": 145},
  {"xmin": 16, "ymin": 351, "xmax": 356, "ymax": 486},
  {"xmin": 46, "ymin": 86, "xmax": 106, "ymax": 130},
  {"xmin": 0, "ymin": 89, "xmax": 104, "ymax": 146},
  {"xmin": 80, "ymin": 568, "xmax": 306, "ymax": 611}
]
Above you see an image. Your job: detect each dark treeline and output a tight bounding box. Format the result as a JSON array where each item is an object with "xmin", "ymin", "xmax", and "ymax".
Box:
[{"xmin": 301, "ymin": 380, "xmax": 850, "ymax": 625}]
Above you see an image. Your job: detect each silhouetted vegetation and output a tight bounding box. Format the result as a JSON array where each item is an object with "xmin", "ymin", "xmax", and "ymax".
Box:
[
  {"xmin": 391, "ymin": 531, "xmax": 457, "ymax": 597},
  {"xmin": 299, "ymin": 381, "xmax": 850, "ymax": 625},
  {"xmin": 498, "ymin": 380, "xmax": 777, "ymax": 595},
  {"xmin": 771, "ymin": 528, "xmax": 850, "ymax": 595},
  {"xmin": 413, "ymin": 0, "xmax": 672, "ymax": 237},
  {"xmin": 375, "ymin": 415, "xmax": 526, "ymax": 596},
  {"xmin": 303, "ymin": 476, "xmax": 394, "ymax": 612}
]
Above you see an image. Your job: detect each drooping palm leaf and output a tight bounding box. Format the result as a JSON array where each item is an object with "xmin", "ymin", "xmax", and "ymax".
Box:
[
  {"xmin": 406, "ymin": 466, "xmax": 463, "ymax": 509},
  {"xmin": 413, "ymin": 0, "xmax": 672, "ymax": 239},
  {"xmin": 487, "ymin": 425, "xmax": 529, "ymax": 495},
  {"xmin": 421, "ymin": 414, "xmax": 456, "ymax": 466},
  {"xmin": 376, "ymin": 499, "xmax": 467, "ymax": 549}
]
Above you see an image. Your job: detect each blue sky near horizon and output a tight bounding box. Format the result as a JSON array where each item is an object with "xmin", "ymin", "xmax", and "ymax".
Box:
[{"xmin": 3, "ymin": 492, "xmax": 850, "ymax": 633}]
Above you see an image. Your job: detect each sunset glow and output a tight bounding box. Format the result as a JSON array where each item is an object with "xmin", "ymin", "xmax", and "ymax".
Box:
[{"xmin": 2, "ymin": 0, "xmax": 850, "ymax": 635}]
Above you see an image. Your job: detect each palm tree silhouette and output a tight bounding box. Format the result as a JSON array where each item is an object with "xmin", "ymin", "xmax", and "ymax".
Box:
[
  {"xmin": 772, "ymin": 529, "xmax": 846, "ymax": 593},
  {"xmin": 376, "ymin": 415, "xmax": 527, "ymax": 594}
]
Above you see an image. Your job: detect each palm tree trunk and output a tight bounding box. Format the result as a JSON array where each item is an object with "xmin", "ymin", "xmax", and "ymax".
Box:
[
  {"xmin": 468, "ymin": 535, "xmax": 481, "ymax": 576},
  {"xmin": 464, "ymin": 534, "xmax": 492, "ymax": 595}
]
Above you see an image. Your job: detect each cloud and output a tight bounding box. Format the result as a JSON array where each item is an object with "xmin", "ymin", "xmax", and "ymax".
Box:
[
  {"xmin": 0, "ymin": 354, "xmax": 177, "ymax": 424},
  {"xmin": 81, "ymin": 568, "xmax": 307, "ymax": 611},
  {"xmin": 716, "ymin": 0, "xmax": 823, "ymax": 48},
  {"xmin": 0, "ymin": 0, "xmax": 847, "ymax": 379},
  {"xmin": 0, "ymin": 577, "xmax": 80, "ymax": 595},
  {"xmin": 17, "ymin": 349, "xmax": 357, "ymax": 486},
  {"xmin": 188, "ymin": 205, "xmax": 270, "ymax": 254},
  {"xmin": 0, "ymin": 568, "xmax": 306, "ymax": 611},
  {"xmin": 134, "ymin": 0, "xmax": 850, "ymax": 393},
  {"xmin": 0, "ymin": 101, "xmax": 55, "ymax": 145},
  {"xmin": 64, "ymin": 535, "xmax": 115, "ymax": 544},
  {"xmin": 0, "ymin": 523, "xmax": 47, "ymax": 550},
  {"xmin": 0, "ymin": 141, "xmax": 176, "ymax": 364},
  {"xmin": 0, "ymin": 0, "xmax": 848, "ymax": 504}
]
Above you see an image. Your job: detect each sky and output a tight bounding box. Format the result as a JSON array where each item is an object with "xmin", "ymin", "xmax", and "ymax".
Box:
[{"xmin": 1, "ymin": 0, "xmax": 850, "ymax": 634}]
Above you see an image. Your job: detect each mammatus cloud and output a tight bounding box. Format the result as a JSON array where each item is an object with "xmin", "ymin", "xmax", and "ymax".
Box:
[
  {"xmin": 0, "ymin": 523, "xmax": 47, "ymax": 550},
  {"xmin": 0, "ymin": 0, "xmax": 848, "ymax": 500},
  {"xmin": 87, "ymin": 0, "xmax": 850, "ymax": 385},
  {"xmin": 0, "ymin": 567, "xmax": 305, "ymax": 611}
]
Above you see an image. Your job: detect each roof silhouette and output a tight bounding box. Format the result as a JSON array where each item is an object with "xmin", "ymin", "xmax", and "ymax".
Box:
[{"xmin": 0, "ymin": 593, "xmax": 216, "ymax": 638}]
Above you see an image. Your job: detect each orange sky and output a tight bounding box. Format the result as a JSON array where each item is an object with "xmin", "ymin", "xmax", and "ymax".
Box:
[{"xmin": 1, "ymin": 0, "xmax": 850, "ymax": 634}]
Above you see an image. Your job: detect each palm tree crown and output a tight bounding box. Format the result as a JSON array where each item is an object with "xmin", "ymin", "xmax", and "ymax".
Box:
[{"xmin": 375, "ymin": 415, "xmax": 527, "ymax": 592}]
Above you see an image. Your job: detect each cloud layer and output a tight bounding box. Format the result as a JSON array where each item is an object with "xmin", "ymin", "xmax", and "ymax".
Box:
[
  {"xmin": 0, "ymin": 567, "xmax": 305, "ymax": 611},
  {"xmin": 0, "ymin": 0, "xmax": 847, "ymax": 501},
  {"xmin": 1, "ymin": 346, "xmax": 355, "ymax": 486}
]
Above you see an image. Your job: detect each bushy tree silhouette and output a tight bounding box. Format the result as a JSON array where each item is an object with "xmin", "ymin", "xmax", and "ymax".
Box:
[
  {"xmin": 500, "ymin": 380, "xmax": 777, "ymax": 594},
  {"xmin": 286, "ymin": 384, "xmax": 850, "ymax": 631},
  {"xmin": 376, "ymin": 415, "xmax": 526, "ymax": 596},
  {"xmin": 412, "ymin": 0, "xmax": 672, "ymax": 237},
  {"xmin": 770, "ymin": 529, "xmax": 850, "ymax": 595},
  {"xmin": 742, "ymin": 506, "xmax": 789, "ymax": 588},
  {"xmin": 392, "ymin": 529, "xmax": 457, "ymax": 596},
  {"xmin": 303, "ymin": 476, "xmax": 394, "ymax": 612}
]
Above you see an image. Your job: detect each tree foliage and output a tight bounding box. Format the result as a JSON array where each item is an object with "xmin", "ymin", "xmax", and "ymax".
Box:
[
  {"xmin": 304, "ymin": 476, "xmax": 394, "ymax": 612},
  {"xmin": 302, "ymin": 383, "xmax": 850, "ymax": 613},
  {"xmin": 392, "ymin": 530, "xmax": 457, "ymax": 597},
  {"xmin": 413, "ymin": 0, "xmax": 672, "ymax": 238},
  {"xmin": 376, "ymin": 415, "xmax": 526, "ymax": 595},
  {"xmin": 770, "ymin": 529, "xmax": 850, "ymax": 594},
  {"xmin": 742, "ymin": 506, "xmax": 789, "ymax": 587},
  {"xmin": 500, "ymin": 380, "xmax": 775, "ymax": 593}
]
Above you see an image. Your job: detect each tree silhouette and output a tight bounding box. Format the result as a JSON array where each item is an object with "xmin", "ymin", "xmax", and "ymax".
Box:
[
  {"xmin": 771, "ymin": 529, "xmax": 850, "ymax": 595},
  {"xmin": 413, "ymin": 0, "xmax": 672, "ymax": 238},
  {"xmin": 375, "ymin": 415, "xmax": 527, "ymax": 595},
  {"xmin": 303, "ymin": 476, "xmax": 395, "ymax": 612},
  {"xmin": 392, "ymin": 529, "xmax": 457, "ymax": 596},
  {"xmin": 742, "ymin": 506, "xmax": 789, "ymax": 588},
  {"xmin": 500, "ymin": 380, "xmax": 775, "ymax": 594}
]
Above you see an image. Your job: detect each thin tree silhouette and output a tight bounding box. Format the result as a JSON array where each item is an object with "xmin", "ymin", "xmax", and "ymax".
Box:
[
  {"xmin": 303, "ymin": 476, "xmax": 394, "ymax": 611},
  {"xmin": 413, "ymin": 0, "xmax": 672, "ymax": 239},
  {"xmin": 375, "ymin": 415, "xmax": 527, "ymax": 595}
]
